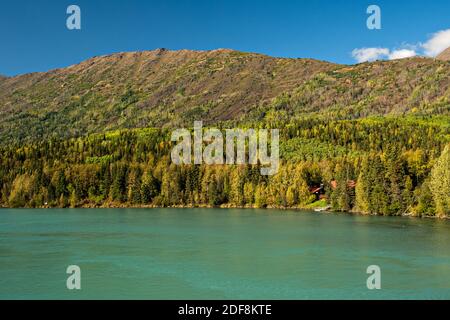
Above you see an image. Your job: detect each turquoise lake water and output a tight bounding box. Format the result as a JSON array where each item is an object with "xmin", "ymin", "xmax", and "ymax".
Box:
[{"xmin": 0, "ymin": 208, "xmax": 449, "ymax": 300}]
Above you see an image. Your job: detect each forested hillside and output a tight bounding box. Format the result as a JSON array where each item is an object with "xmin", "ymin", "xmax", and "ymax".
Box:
[
  {"xmin": 0, "ymin": 49, "xmax": 449, "ymax": 216},
  {"xmin": 0, "ymin": 115, "xmax": 448, "ymax": 216}
]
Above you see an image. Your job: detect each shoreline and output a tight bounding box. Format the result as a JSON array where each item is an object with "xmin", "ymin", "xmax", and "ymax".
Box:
[{"xmin": 1, "ymin": 203, "xmax": 447, "ymax": 220}]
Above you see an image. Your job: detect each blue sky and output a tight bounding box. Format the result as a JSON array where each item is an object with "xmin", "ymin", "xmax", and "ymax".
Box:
[{"xmin": 1, "ymin": 0, "xmax": 450, "ymax": 76}]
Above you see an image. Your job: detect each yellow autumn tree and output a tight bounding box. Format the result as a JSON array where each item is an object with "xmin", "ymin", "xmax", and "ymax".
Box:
[{"xmin": 430, "ymin": 145, "xmax": 450, "ymax": 217}]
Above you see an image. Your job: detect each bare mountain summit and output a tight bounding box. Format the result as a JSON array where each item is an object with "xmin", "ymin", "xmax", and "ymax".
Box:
[{"xmin": 437, "ymin": 47, "xmax": 450, "ymax": 61}]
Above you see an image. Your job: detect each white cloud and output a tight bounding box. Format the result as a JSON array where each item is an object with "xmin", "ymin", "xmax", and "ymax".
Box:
[
  {"xmin": 351, "ymin": 47, "xmax": 417, "ymax": 63},
  {"xmin": 352, "ymin": 48, "xmax": 390, "ymax": 63},
  {"xmin": 422, "ymin": 29, "xmax": 450, "ymax": 57},
  {"xmin": 352, "ymin": 28, "xmax": 450, "ymax": 62},
  {"xmin": 388, "ymin": 49, "xmax": 417, "ymax": 60}
]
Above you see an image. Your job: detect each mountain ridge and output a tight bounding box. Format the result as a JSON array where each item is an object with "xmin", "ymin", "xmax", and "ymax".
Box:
[{"xmin": 0, "ymin": 49, "xmax": 449, "ymax": 145}]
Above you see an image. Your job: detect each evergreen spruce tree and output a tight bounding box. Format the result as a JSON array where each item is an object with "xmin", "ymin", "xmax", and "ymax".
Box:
[
  {"xmin": 384, "ymin": 144, "xmax": 406, "ymax": 215},
  {"xmin": 141, "ymin": 171, "xmax": 159, "ymax": 204}
]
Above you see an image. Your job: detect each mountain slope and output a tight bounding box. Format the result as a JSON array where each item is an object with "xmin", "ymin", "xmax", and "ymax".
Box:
[
  {"xmin": 0, "ymin": 49, "xmax": 449, "ymax": 144},
  {"xmin": 437, "ymin": 47, "xmax": 450, "ymax": 61},
  {"xmin": 0, "ymin": 49, "xmax": 336, "ymax": 143}
]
